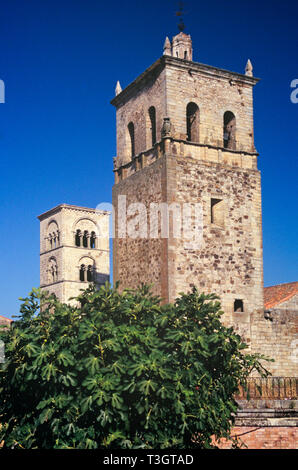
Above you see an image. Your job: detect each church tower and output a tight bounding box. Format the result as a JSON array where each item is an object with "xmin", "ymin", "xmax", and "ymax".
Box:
[
  {"xmin": 38, "ymin": 204, "xmax": 110, "ymax": 304},
  {"xmin": 111, "ymin": 32, "xmax": 264, "ymax": 338}
]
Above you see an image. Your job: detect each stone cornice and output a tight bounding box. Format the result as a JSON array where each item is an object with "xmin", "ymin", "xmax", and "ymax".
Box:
[
  {"xmin": 113, "ymin": 137, "xmax": 259, "ymax": 175},
  {"xmin": 37, "ymin": 204, "xmax": 110, "ymax": 221},
  {"xmin": 111, "ymin": 58, "xmax": 164, "ymax": 108},
  {"xmin": 162, "ymin": 55, "xmax": 260, "ymax": 85},
  {"xmin": 40, "ymin": 280, "xmax": 103, "ymax": 288},
  {"xmin": 235, "ymin": 408, "xmax": 298, "ymax": 427},
  {"xmin": 40, "ymin": 246, "xmax": 109, "ymax": 256}
]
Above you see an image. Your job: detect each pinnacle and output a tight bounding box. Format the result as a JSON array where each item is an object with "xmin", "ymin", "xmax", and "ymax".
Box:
[
  {"xmin": 115, "ymin": 80, "xmax": 122, "ymax": 96},
  {"xmin": 163, "ymin": 37, "xmax": 171, "ymax": 55},
  {"xmin": 245, "ymin": 59, "xmax": 253, "ymax": 77}
]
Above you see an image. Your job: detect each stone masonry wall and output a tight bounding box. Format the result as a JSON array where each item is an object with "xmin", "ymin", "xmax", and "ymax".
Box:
[
  {"xmin": 113, "ymin": 56, "xmax": 258, "ymax": 170},
  {"xmin": 115, "ymin": 65, "xmax": 166, "ymax": 162},
  {"xmin": 112, "ymin": 145, "xmax": 264, "ymax": 339},
  {"xmin": 169, "ymin": 151, "xmax": 264, "ymax": 337},
  {"xmin": 251, "ymin": 308, "xmax": 298, "ymax": 376},
  {"xmin": 165, "ymin": 59, "xmax": 256, "ymax": 153},
  {"xmin": 275, "ymin": 294, "xmax": 298, "ymax": 310},
  {"xmin": 112, "ymin": 158, "xmax": 168, "ymax": 300}
]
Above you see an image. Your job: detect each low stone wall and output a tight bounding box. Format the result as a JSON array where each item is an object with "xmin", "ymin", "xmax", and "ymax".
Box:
[{"xmin": 251, "ymin": 308, "xmax": 298, "ymax": 377}]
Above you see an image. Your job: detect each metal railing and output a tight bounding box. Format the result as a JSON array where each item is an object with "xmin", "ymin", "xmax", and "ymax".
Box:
[{"xmin": 236, "ymin": 377, "xmax": 297, "ymax": 399}]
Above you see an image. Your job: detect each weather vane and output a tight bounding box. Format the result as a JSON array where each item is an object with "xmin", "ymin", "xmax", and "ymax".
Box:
[{"xmin": 176, "ymin": 1, "xmax": 186, "ymax": 32}]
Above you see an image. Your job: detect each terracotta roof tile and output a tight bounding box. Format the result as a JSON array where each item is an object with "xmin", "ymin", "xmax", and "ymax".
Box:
[
  {"xmin": 0, "ymin": 315, "xmax": 12, "ymax": 326},
  {"xmin": 264, "ymin": 281, "xmax": 298, "ymax": 309}
]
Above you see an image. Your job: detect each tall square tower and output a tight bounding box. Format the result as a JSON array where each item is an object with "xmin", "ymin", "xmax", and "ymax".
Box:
[
  {"xmin": 38, "ymin": 204, "xmax": 110, "ymax": 304},
  {"xmin": 111, "ymin": 32, "xmax": 263, "ymax": 338}
]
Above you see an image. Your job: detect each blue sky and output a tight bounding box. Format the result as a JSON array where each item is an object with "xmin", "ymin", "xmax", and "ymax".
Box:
[{"xmin": 0, "ymin": 0, "xmax": 297, "ymax": 318}]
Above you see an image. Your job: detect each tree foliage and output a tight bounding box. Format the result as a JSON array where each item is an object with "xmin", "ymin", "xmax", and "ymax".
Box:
[{"xmin": 0, "ymin": 284, "xmax": 271, "ymax": 449}]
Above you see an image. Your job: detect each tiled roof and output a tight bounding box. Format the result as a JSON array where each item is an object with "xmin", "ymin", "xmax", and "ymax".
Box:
[
  {"xmin": 0, "ymin": 315, "xmax": 12, "ymax": 325},
  {"xmin": 264, "ymin": 281, "xmax": 298, "ymax": 309}
]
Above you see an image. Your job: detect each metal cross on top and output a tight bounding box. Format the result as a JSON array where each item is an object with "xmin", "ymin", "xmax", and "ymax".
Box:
[{"xmin": 176, "ymin": 1, "xmax": 186, "ymax": 32}]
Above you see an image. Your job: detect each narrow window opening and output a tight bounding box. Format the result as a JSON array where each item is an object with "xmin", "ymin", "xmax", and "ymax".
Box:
[
  {"xmin": 80, "ymin": 264, "xmax": 85, "ymax": 282},
  {"xmin": 87, "ymin": 265, "xmax": 93, "ymax": 282},
  {"xmin": 184, "ymin": 50, "xmax": 187, "ymax": 59},
  {"xmin": 83, "ymin": 230, "xmax": 88, "ymax": 248},
  {"xmin": 223, "ymin": 111, "xmax": 236, "ymax": 149},
  {"xmin": 186, "ymin": 102, "xmax": 200, "ymax": 142},
  {"xmin": 211, "ymin": 198, "xmax": 225, "ymax": 228},
  {"xmin": 90, "ymin": 231, "xmax": 96, "ymax": 249},
  {"xmin": 234, "ymin": 299, "xmax": 244, "ymax": 312},
  {"xmin": 148, "ymin": 106, "xmax": 156, "ymax": 146},
  {"xmin": 75, "ymin": 229, "xmax": 81, "ymax": 247},
  {"xmin": 128, "ymin": 122, "xmax": 135, "ymax": 158},
  {"xmin": 48, "ymin": 258, "xmax": 58, "ymax": 284}
]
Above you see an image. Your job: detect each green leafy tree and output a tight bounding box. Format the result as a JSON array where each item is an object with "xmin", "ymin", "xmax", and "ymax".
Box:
[{"xmin": 0, "ymin": 284, "xmax": 271, "ymax": 449}]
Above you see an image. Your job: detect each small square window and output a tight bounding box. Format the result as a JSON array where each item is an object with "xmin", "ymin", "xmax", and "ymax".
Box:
[{"xmin": 234, "ymin": 299, "xmax": 244, "ymax": 312}]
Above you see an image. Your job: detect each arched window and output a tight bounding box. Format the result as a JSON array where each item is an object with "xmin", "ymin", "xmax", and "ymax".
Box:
[
  {"xmin": 87, "ymin": 265, "xmax": 93, "ymax": 282},
  {"xmin": 47, "ymin": 221, "xmax": 59, "ymax": 251},
  {"xmin": 186, "ymin": 102, "xmax": 200, "ymax": 142},
  {"xmin": 128, "ymin": 122, "xmax": 135, "ymax": 158},
  {"xmin": 90, "ymin": 231, "xmax": 96, "ymax": 249},
  {"xmin": 223, "ymin": 111, "xmax": 236, "ymax": 150},
  {"xmin": 79, "ymin": 264, "xmax": 85, "ymax": 282},
  {"xmin": 83, "ymin": 230, "xmax": 88, "ymax": 248},
  {"xmin": 48, "ymin": 257, "xmax": 58, "ymax": 284},
  {"xmin": 148, "ymin": 106, "xmax": 156, "ymax": 147}
]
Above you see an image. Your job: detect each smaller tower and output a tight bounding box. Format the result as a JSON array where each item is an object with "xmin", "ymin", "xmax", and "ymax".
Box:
[
  {"xmin": 172, "ymin": 32, "xmax": 193, "ymax": 61},
  {"xmin": 163, "ymin": 32, "xmax": 193, "ymax": 61},
  {"xmin": 38, "ymin": 204, "xmax": 110, "ymax": 304}
]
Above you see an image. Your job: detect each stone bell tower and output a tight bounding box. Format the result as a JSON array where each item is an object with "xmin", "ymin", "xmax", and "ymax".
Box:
[
  {"xmin": 111, "ymin": 31, "xmax": 264, "ymax": 338},
  {"xmin": 38, "ymin": 204, "xmax": 110, "ymax": 304}
]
